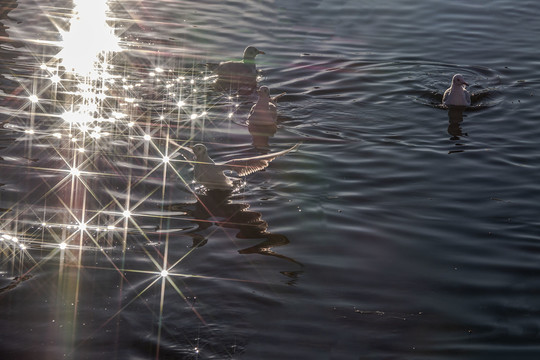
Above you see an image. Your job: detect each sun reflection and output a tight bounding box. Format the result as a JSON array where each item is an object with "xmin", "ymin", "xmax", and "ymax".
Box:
[
  {"xmin": 50, "ymin": 74, "xmax": 61, "ymax": 84},
  {"xmin": 56, "ymin": 0, "xmax": 121, "ymax": 76}
]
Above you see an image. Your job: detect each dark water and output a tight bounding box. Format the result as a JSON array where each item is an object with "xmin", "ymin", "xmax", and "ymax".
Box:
[{"xmin": 2, "ymin": 0, "xmax": 540, "ymax": 359}]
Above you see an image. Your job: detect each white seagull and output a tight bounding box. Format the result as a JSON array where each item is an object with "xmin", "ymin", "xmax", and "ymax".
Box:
[
  {"xmin": 443, "ymin": 74, "xmax": 471, "ymax": 107},
  {"xmin": 247, "ymin": 86, "xmax": 285, "ymax": 126},
  {"xmin": 188, "ymin": 143, "xmax": 299, "ymax": 190},
  {"xmin": 216, "ymin": 46, "xmax": 265, "ymax": 84}
]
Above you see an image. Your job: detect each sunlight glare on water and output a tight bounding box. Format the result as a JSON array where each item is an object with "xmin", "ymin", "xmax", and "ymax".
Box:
[{"xmin": 56, "ymin": 0, "xmax": 121, "ymax": 76}]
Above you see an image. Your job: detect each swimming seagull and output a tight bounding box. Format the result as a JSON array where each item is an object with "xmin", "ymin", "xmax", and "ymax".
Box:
[
  {"xmin": 247, "ymin": 86, "xmax": 285, "ymax": 149},
  {"xmin": 187, "ymin": 143, "xmax": 300, "ymax": 190},
  {"xmin": 247, "ymin": 86, "xmax": 285, "ymax": 126},
  {"xmin": 443, "ymin": 74, "xmax": 471, "ymax": 107},
  {"xmin": 216, "ymin": 46, "xmax": 265, "ymax": 84}
]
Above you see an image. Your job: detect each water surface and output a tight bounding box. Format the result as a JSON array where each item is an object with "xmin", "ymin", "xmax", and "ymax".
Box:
[{"xmin": 2, "ymin": 0, "xmax": 540, "ymax": 359}]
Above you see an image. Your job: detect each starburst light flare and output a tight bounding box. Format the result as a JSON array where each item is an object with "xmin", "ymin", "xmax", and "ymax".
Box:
[{"xmin": 0, "ymin": 1, "xmax": 298, "ymax": 357}]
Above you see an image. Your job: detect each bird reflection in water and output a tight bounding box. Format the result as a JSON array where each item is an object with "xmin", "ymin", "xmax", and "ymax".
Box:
[
  {"xmin": 447, "ymin": 106, "xmax": 469, "ymax": 154},
  {"xmin": 447, "ymin": 106, "xmax": 468, "ymax": 140},
  {"xmin": 171, "ymin": 189, "xmax": 303, "ymax": 269}
]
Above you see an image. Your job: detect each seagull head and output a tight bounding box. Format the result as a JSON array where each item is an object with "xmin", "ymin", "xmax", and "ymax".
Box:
[
  {"xmin": 191, "ymin": 144, "xmax": 208, "ymax": 159},
  {"xmin": 243, "ymin": 46, "xmax": 265, "ymax": 61},
  {"xmin": 452, "ymin": 74, "xmax": 469, "ymax": 87},
  {"xmin": 257, "ymin": 86, "xmax": 270, "ymax": 98}
]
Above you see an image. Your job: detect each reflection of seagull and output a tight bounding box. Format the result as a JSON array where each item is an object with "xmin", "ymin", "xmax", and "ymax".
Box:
[
  {"xmin": 188, "ymin": 143, "xmax": 299, "ymax": 190},
  {"xmin": 216, "ymin": 46, "xmax": 265, "ymax": 84},
  {"xmin": 447, "ymin": 107, "xmax": 466, "ymax": 140},
  {"xmin": 170, "ymin": 191, "xmax": 303, "ymax": 267},
  {"xmin": 443, "ymin": 74, "xmax": 471, "ymax": 106}
]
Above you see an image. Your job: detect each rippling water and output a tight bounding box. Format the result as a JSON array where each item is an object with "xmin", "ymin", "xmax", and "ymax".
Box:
[{"xmin": 2, "ymin": 0, "xmax": 540, "ymax": 359}]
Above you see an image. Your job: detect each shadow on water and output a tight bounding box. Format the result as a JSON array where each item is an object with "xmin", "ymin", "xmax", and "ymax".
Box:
[
  {"xmin": 0, "ymin": 273, "xmax": 32, "ymax": 294},
  {"xmin": 171, "ymin": 189, "xmax": 303, "ymax": 268}
]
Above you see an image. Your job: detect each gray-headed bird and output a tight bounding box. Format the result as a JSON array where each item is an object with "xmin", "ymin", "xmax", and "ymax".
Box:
[
  {"xmin": 247, "ymin": 86, "xmax": 284, "ymax": 126},
  {"xmin": 247, "ymin": 86, "xmax": 286, "ymax": 149},
  {"xmin": 443, "ymin": 74, "xmax": 471, "ymax": 107},
  {"xmin": 216, "ymin": 46, "xmax": 265, "ymax": 85}
]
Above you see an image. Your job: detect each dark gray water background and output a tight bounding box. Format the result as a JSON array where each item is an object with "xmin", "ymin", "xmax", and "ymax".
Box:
[{"xmin": 1, "ymin": 0, "xmax": 540, "ymax": 359}]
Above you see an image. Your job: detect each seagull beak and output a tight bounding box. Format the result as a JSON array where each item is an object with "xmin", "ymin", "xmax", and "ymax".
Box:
[
  {"xmin": 258, "ymin": 50, "xmax": 265, "ymax": 55},
  {"xmin": 463, "ymin": 81, "xmax": 469, "ymax": 86}
]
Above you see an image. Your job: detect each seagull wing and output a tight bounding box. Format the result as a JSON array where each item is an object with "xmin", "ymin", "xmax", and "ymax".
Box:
[
  {"xmin": 442, "ymin": 88, "xmax": 450, "ymax": 104},
  {"xmin": 221, "ymin": 143, "xmax": 300, "ymax": 176},
  {"xmin": 270, "ymin": 92, "xmax": 286, "ymax": 104},
  {"xmin": 464, "ymin": 89, "xmax": 471, "ymax": 106},
  {"xmin": 248, "ymin": 103, "xmax": 256, "ymax": 118},
  {"xmin": 217, "ymin": 61, "xmax": 253, "ymax": 76}
]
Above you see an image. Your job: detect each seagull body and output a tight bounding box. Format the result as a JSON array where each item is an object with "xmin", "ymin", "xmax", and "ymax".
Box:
[
  {"xmin": 248, "ymin": 86, "xmax": 279, "ymax": 126},
  {"xmin": 247, "ymin": 86, "xmax": 286, "ymax": 148},
  {"xmin": 216, "ymin": 46, "xmax": 265, "ymax": 84},
  {"xmin": 443, "ymin": 74, "xmax": 471, "ymax": 107},
  {"xmin": 190, "ymin": 143, "xmax": 299, "ymax": 190}
]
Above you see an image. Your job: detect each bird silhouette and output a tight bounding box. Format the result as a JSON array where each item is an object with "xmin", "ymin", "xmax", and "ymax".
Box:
[
  {"xmin": 186, "ymin": 143, "xmax": 300, "ymax": 190},
  {"xmin": 215, "ymin": 46, "xmax": 265, "ymax": 86}
]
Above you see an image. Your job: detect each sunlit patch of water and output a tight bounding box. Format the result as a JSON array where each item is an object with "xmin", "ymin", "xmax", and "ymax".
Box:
[
  {"xmin": 56, "ymin": 0, "xmax": 121, "ymax": 76},
  {"xmin": 1, "ymin": 1, "xmax": 295, "ymax": 358}
]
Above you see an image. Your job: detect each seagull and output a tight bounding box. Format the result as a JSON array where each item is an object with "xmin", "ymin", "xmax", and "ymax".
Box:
[
  {"xmin": 187, "ymin": 143, "xmax": 300, "ymax": 190},
  {"xmin": 247, "ymin": 86, "xmax": 284, "ymax": 126},
  {"xmin": 247, "ymin": 86, "xmax": 286, "ymax": 148},
  {"xmin": 216, "ymin": 46, "xmax": 265, "ymax": 84},
  {"xmin": 443, "ymin": 74, "xmax": 471, "ymax": 107}
]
